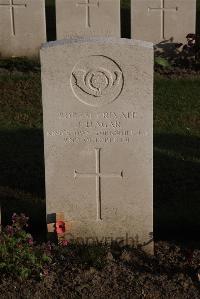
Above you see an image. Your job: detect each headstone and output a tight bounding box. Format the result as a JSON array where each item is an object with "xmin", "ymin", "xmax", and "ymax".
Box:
[
  {"xmin": 41, "ymin": 37, "xmax": 153, "ymax": 253},
  {"xmin": 0, "ymin": 0, "xmax": 46, "ymax": 58},
  {"xmin": 56, "ymin": 0, "xmax": 120, "ymax": 39},
  {"xmin": 131, "ymin": 0, "xmax": 196, "ymax": 44}
]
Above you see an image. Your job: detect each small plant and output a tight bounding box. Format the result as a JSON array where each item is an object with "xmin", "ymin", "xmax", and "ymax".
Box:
[
  {"xmin": 76, "ymin": 244, "xmax": 107, "ymax": 270},
  {"xmin": 183, "ymin": 33, "xmax": 200, "ymax": 69},
  {"xmin": 155, "ymin": 33, "xmax": 200, "ymax": 71},
  {"xmin": 0, "ymin": 213, "xmax": 52, "ymax": 279},
  {"xmin": 155, "ymin": 56, "xmax": 171, "ymax": 69}
]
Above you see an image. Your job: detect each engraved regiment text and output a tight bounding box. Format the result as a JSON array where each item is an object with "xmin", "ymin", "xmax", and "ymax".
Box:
[{"xmin": 47, "ymin": 111, "xmax": 140, "ymax": 145}]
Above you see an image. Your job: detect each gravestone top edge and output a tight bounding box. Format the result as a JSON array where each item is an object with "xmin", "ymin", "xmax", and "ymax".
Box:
[
  {"xmin": 40, "ymin": 37, "xmax": 153, "ymax": 51},
  {"xmin": 41, "ymin": 29, "xmax": 154, "ymax": 254}
]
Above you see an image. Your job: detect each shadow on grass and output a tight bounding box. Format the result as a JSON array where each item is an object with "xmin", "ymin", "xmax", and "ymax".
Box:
[
  {"xmin": 154, "ymin": 133, "xmax": 200, "ymax": 241},
  {"xmin": 0, "ymin": 128, "xmax": 46, "ymax": 237},
  {"xmin": 0, "ymin": 129, "xmax": 200, "ymax": 242}
]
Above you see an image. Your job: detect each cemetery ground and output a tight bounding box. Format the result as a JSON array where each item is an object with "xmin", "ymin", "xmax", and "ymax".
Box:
[{"xmin": 0, "ymin": 57, "xmax": 200, "ymax": 298}]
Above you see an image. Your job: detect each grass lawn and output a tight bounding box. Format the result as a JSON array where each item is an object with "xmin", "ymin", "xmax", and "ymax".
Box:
[
  {"xmin": 0, "ymin": 65, "xmax": 200, "ymax": 242},
  {"xmin": 154, "ymin": 77, "xmax": 200, "ymax": 240},
  {"xmin": 0, "ymin": 71, "xmax": 45, "ymax": 236},
  {"xmin": 0, "ymin": 0, "xmax": 200, "ymax": 241}
]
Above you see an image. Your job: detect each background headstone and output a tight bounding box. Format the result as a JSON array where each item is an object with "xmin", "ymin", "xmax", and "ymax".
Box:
[
  {"xmin": 0, "ymin": 0, "xmax": 46, "ymax": 58},
  {"xmin": 41, "ymin": 37, "xmax": 153, "ymax": 253},
  {"xmin": 56, "ymin": 0, "xmax": 120, "ymax": 39},
  {"xmin": 131, "ymin": 0, "xmax": 196, "ymax": 44}
]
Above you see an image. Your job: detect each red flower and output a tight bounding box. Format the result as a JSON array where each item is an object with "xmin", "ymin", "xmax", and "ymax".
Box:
[{"xmin": 55, "ymin": 221, "xmax": 65, "ymax": 234}]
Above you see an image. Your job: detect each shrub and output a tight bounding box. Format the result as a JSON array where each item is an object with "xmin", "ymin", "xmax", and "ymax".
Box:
[
  {"xmin": 0, "ymin": 213, "xmax": 52, "ymax": 279},
  {"xmin": 155, "ymin": 33, "xmax": 200, "ymax": 71}
]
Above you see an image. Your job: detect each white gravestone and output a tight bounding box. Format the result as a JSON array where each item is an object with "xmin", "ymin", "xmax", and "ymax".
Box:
[
  {"xmin": 56, "ymin": 0, "xmax": 120, "ymax": 39},
  {"xmin": 41, "ymin": 37, "xmax": 153, "ymax": 253},
  {"xmin": 0, "ymin": 0, "xmax": 46, "ymax": 58},
  {"xmin": 131, "ymin": 0, "xmax": 196, "ymax": 44}
]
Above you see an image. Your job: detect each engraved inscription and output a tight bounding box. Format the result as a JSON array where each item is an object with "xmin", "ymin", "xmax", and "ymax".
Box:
[
  {"xmin": 71, "ymin": 56, "xmax": 124, "ymax": 107},
  {"xmin": 47, "ymin": 111, "xmax": 137, "ymax": 145},
  {"xmin": 0, "ymin": 0, "xmax": 27, "ymax": 36},
  {"xmin": 59, "ymin": 111, "xmax": 135, "ymax": 120},
  {"xmin": 74, "ymin": 148, "xmax": 123, "ymax": 220},
  {"xmin": 76, "ymin": 0, "xmax": 99, "ymax": 28},
  {"xmin": 148, "ymin": 0, "xmax": 178, "ymax": 40},
  {"xmin": 64, "ymin": 136, "xmax": 130, "ymax": 144}
]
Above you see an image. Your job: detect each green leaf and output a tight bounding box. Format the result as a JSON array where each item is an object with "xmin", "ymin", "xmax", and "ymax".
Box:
[
  {"xmin": 19, "ymin": 267, "xmax": 31, "ymax": 279},
  {"xmin": 155, "ymin": 57, "xmax": 171, "ymax": 68},
  {"xmin": 42, "ymin": 254, "xmax": 52, "ymax": 263}
]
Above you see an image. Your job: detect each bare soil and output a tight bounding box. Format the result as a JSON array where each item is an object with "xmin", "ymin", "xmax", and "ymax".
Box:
[{"xmin": 0, "ymin": 241, "xmax": 200, "ymax": 298}]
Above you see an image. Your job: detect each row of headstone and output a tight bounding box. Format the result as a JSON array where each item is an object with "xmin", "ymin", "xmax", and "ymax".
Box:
[{"xmin": 0, "ymin": 0, "xmax": 196, "ymax": 58}]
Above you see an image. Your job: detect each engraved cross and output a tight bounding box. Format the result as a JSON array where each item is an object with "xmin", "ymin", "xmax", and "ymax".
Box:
[
  {"xmin": 0, "ymin": 0, "xmax": 27, "ymax": 36},
  {"xmin": 74, "ymin": 148, "xmax": 123, "ymax": 221},
  {"xmin": 76, "ymin": 0, "xmax": 99, "ymax": 28},
  {"xmin": 148, "ymin": 0, "xmax": 178, "ymax": 40}
]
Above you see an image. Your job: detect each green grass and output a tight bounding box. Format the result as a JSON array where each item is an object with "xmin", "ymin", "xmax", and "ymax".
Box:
[
  {"xmin": 0, "ymin": 71, "xmax": 45, "ymax": 236},
  {"xmin": 154, "ymin": 78, "xmax": 200, "ymax": 137},
  {"xmin": 0, "ymin": 64, "xmax": 200, "ymax": 241},
  {"xmin": 0, "ymin": 0, "xmax": 200, "ymax": 244},
  {"xmin": 154, "ymin": 77, "xmax": 200, "ymax": 239}
]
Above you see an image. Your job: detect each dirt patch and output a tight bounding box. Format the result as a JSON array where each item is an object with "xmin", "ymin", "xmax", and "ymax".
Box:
[{"xmin": 0, "ymin": 241, "xmax": 200, "ymax": 298}]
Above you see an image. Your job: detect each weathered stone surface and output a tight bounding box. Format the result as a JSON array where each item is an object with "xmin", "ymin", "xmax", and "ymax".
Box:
[
  {"xmin": 41, "ymin": 37, "xmax": 153, "ymax": 253},
  {"xmin": 0, "ymin": 0, "xmax": 46, "ymax": 58},
  {"xmin": 56, "ymin": 0, "xmax": 120, "ymax": 39},
  {"xmin": 131, "ymin": 0, "xmax": 196, "ymax": 44}
]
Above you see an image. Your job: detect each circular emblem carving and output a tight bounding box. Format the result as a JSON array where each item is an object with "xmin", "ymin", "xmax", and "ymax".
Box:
[{"xmin": 70, "ymin": 55, "xmax": 124, "ymax": 107}]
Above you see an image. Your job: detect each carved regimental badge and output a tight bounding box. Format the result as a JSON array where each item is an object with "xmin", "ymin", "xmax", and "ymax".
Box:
[{"xmin": 70, "ymin": 55, "xmax": 124, "ymax": 107}]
